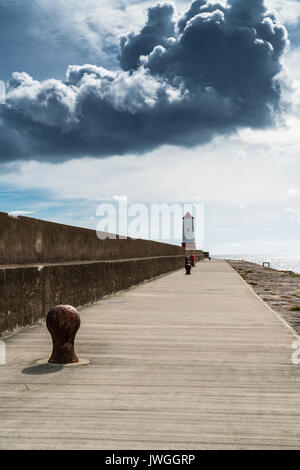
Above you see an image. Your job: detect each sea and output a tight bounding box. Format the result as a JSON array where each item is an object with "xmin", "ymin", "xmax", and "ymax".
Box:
[{"xmin": 213, "ymin": 255, "xmax": 300, "ymax": 274}]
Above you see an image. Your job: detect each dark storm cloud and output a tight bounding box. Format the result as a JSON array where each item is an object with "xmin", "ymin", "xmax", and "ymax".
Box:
[
  {"xmin": 119, "ymin": 3, "xmax": 176, "ymax": 70},
  {"xmin": 0, "ymin": 0, "xmax": 289, "ymax": 162}
]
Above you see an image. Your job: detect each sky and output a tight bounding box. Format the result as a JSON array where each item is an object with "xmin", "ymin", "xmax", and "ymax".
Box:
[{"xmin": 0, "ymin": 0, "xmax": 300, "ymax": 254}]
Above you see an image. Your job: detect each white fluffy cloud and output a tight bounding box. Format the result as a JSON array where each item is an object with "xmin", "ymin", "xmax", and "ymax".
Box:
[
  {"xmin": 1, "ymin": 114, "xmax": 300, "ymax": 205},
  {"xmin": 267, "ymin": 0, "xmax": 300, "ymax": 26},
  {"xmin": 1, "ymin": 116, "xmax": 300, "ymax": 254}
]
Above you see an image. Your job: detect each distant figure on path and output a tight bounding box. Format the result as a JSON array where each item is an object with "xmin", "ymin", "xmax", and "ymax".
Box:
[
  {"xmin": 190, "ymin": 254, "xmax": 195, "ymax": 267},
  {"xmin": 185, "ymin": 259, "xmax": 191, "ymax": 275}
]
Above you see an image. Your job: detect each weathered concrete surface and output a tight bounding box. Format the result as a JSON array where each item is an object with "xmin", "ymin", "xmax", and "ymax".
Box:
[
  {"xmin": 0, "ymin": 212, "xmax": 185, "ymax": 264},
  {"xmin": 0, "ymin": 255, "xmax": 187, "ymax": 336},
  {"xmin": 1, "ymin": 260, "xmax": 300, "ymax": 450}
]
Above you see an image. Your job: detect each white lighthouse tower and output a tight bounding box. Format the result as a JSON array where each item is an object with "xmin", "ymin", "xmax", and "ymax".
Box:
[{"xmin": 182, "ymin": 212, "xmax": 196, "ymax": 250}]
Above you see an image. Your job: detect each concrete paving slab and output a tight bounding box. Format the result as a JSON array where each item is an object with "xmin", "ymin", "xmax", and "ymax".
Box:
[{"xmin": 0, "ymin": 260, "xmax": 300, "ymax": 449}]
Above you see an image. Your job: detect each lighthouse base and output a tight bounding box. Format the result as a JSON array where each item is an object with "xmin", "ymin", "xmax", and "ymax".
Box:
[{"xmin": 182, "ymin": 242, "xmax": 196, "ymax": 250}]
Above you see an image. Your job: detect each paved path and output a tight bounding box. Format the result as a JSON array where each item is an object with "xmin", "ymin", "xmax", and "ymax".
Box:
[{"xmin": 1, "ymin": 260, "xmax": 300, "ymax": 450}]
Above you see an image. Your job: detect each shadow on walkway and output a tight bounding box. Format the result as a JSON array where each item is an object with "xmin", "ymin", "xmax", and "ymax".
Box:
[{"xmin": 22, "ymin": 363, "xmax": 63, "ymax": 375}]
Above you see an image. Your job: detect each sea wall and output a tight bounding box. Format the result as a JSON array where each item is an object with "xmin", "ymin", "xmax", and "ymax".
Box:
[
  {"xmin": 0, "ymin": 212, "xmax": 184, "ymax": 264},
  {"xmin": 0, "ymin": 213, "xmax": 204, "ymax": 336}
]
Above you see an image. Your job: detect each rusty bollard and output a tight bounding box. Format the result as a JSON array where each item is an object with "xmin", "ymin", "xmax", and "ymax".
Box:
[{"xmin": 46, "ymin": 305, "xmax": 80, "ymax": 364}]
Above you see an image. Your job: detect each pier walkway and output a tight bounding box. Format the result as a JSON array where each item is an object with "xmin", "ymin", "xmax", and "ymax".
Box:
[{"xmin": 1, "ymin": 260, "xmax": 300, "ymax": 449}]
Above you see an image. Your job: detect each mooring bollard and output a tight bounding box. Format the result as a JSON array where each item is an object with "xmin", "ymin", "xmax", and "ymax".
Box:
[
  {"xmin": 46, "ymin": 305, "xmax": 80, "ymax": 364},
  {"xmin": 185, "ymin": 263, "xmax": 191, "ymax": 275}
]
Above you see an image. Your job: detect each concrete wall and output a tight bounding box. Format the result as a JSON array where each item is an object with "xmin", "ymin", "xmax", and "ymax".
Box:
[
  {"xmin": 0, "ymin": 212, "xmax": 184, "ymax": 265},
  {"xmin": 0, "ymin": 256, "xmax": 185, "ymax": 336},
  {"xmin": 186, "ymin": 250, "xmax": 206, "ymax": 258},
  {"xmin": 0, "ymin": 212, "xmax": 204, "ymax": 336}
]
